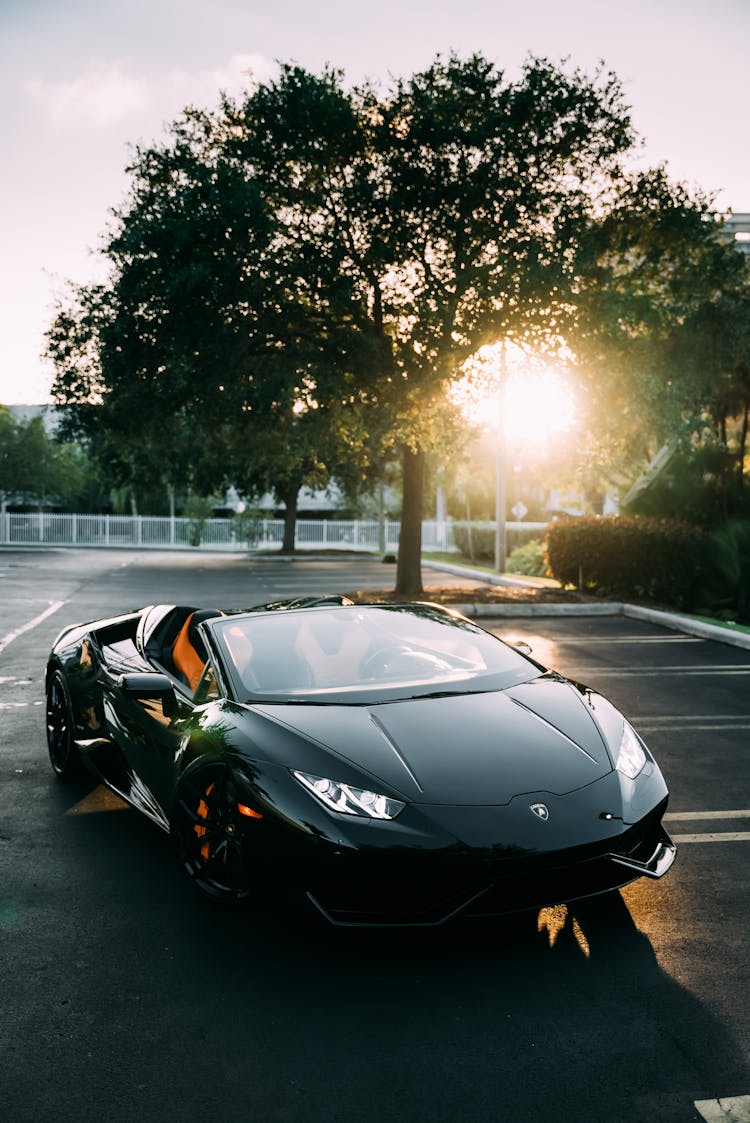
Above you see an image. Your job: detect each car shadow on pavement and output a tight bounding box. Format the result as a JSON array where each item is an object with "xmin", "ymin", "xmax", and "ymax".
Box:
[{"xmin": 14, "ymin": 781, "xmax": 749, "ymax": 1123}]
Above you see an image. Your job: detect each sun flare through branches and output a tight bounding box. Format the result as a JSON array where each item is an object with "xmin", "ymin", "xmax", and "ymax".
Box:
[{"xmin": 452, "ymin": 343, "xmax": 578, "ymax": 452}]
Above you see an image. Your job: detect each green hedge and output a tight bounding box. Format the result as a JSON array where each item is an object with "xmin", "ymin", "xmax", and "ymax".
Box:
[
  {"xmin": 544, "ymin": 516, "xmax": 710, "ymax": 611},
  {"xmin": 694, "ymin": 519, "xmax": 750, "ymax": 623}
]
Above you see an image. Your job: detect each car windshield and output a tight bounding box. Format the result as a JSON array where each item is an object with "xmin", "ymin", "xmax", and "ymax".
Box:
[{"xmin": 210, "ymin": 604, "xmax": 541, "ymax": 704}]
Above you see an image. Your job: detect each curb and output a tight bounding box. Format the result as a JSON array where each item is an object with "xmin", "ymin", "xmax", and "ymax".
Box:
[
  {"xmin": 450, "ymin": 602, "xmax": 622, "ymax": 618},
  {"xmin": 446, "ymin": 600, "xmax": 750, "ymax": 651},
  {"xmin": 422, "ymin": 560, "xmax": 547, "ymax": 589},
  {"xmin": 422, "ymin": 559, "xmax": 750, "ymax": 650}
]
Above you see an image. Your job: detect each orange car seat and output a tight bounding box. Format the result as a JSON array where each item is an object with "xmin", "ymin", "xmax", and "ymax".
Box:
[{"xmin": 172, "ymin": 609, "xmax": 223, "ymax": 690}]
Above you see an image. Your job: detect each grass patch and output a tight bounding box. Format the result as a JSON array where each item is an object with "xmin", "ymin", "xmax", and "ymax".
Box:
[{"xmin": 683, "ymin": 614, "xmax": 750, "ymax": 635}]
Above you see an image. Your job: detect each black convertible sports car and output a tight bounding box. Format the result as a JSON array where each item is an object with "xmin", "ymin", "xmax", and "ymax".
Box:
[{"xmin": 46, "ymin": 596, "xmax": 676, "ymax": 925}]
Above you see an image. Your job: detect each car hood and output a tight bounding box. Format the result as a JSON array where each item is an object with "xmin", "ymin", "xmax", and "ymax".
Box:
[{"xmin": 254, "ymin": 677, "xmax": 614, "ymax": 805}]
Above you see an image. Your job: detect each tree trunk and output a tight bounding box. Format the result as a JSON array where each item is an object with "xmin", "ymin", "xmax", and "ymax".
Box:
[
  {"xmin": 279, "ymin": 485, "xmax": 299, "ymax": 553},
  {"xmin": 395, "ymin": 446, "xmax": 424, "ymax": 596}
]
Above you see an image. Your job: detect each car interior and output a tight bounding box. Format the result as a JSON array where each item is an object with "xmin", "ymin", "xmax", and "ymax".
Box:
[{"xmin": 143, "ymin": 606, "xmax": 224, "ymax": 692}]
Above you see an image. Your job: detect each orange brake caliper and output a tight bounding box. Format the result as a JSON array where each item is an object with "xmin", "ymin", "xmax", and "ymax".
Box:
[{"xmin": 194, "ymin": 782, "xmax": 215, "ymax": 862}]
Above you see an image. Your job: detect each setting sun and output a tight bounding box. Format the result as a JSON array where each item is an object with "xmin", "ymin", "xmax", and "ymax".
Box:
[{"xmin": 453, "ymin": 342, "xmax": 578, "ymax": 449}]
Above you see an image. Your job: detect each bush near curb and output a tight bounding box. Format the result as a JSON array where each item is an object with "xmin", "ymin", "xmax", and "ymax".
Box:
[
  {"xmin": 545, "ymin": 516, "xmax": 709, "ymax": 611},
  {"xmin": 506, "ymin": 539, "xmax": 548, "ymax": 577},
  {"xmin": 453, "ymin": 522, "xmax": 542, "ymax": 562}
]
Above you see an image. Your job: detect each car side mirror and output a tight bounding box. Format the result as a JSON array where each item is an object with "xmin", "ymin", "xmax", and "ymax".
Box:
[
  {"xmin": 510, "ymin": 641, "xmax": 533, "ymax": 656},
  {"xmin": 118, "ymin": 672, "xmax": 180, "ymax": 718}
]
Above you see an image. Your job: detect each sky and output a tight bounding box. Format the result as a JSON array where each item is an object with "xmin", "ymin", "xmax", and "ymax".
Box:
[{"xmin": 1, "ymin": 0, "xmax": 748, "ymax": 405}]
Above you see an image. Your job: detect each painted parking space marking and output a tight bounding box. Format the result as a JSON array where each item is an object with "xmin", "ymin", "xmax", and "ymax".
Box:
[
  {"xmin": 667, "ymin": 809, "xmax": 750, "ymax": 843},
  {"xmin": 567, "ymin": 665, "xmax": 750, "ymax": 677},
  {"xmin": 637, "ymin": 723, "xmax": 750, "ymax": 732},
  {"xmin": 695, "ymin": 1094, "xmax": 750, "ymax": 1121},
  {"xmin": 666, "ymin": 810, "xmax": 750, "ymax": 820},
  {"xmin": 673, "ymin": 832, "xmax": 750, "ymax": 843},
  {"xmin": 633, "ymin": 715, "xmax": 749, "ymax": 723},
  {"xmin": 559, "ymin": 635, "xmax": 705, "ymax": 645},
  {"xmin": 0, "ymin": 600, "xmax": 67, "ymax": 654}
]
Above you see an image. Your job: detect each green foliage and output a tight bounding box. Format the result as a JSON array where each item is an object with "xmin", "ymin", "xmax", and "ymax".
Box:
[
  {"xmin": 572, "ymin": 168, "xmax": 750, "ymax": 488},
  {"xmin": 452, "ymin": 522, "xmax": 544, "ymax": 563},
  {"xmin": 545, "ymin": 516, "xmax": 709, "ymax": 610},
  {"xmin": 694, "ymin": 519, "xmax": 750, "ymax": 623},
  {"xmin": 182, "ymin": 495, "xmax": 214, "ymax": 547},
  {"xmin": 45, "ymin": 52, "xmax": 749, "ymax": 593},
  {"xmin": 0, "ymin": 410, "xmax": 101, "ymax": 510},
  {"xmin": 232, "ymin": 507, "xmax": 266, "ymax": 548},
  {"xmin": 507, "ymin": 539, "xmax": 548, "ymax": 577},
  {"xmin": 626, "ymin": 445, "xmax": 750, "ymax": 525}
]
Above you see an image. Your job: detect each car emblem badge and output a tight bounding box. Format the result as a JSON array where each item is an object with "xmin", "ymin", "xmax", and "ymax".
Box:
[{"xmin": 530, "ymin": 803, "xmax": 550, "ymax": 821}]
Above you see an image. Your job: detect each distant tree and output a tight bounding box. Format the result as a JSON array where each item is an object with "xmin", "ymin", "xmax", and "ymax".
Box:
[
  {"xmin": 572, "ymin": 168, "xmax": 750, "ymax": 492},
  {"xmin": 0, "ymin": 406, "xmax": 18, "ymax": 510},
  {"xmin": 0, "ymin": 409, "xmax": 94, "ymax": 510}
]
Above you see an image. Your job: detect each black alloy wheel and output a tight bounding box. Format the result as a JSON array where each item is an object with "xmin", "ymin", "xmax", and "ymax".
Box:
[
  {"xmin": 46, "ymin": 669, "xmax": 81, "ymax": 780},
  {"xmin": 174, "ymin": 766, "xmax": 252, "ymax": 905}
]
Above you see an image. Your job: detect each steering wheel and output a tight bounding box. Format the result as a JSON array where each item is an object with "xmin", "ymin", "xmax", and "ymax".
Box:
[{"xmin": 361, "ymin": 646, "xmax": 413, "ymax": 678}]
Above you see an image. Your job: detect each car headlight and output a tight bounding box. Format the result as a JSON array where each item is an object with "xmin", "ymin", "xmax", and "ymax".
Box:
[
  {"xmin": 292, "ymin": 770, "xmax": 405, "ymax": 820},
  {"xmin": 616, "ymin": 722, "xmax": 646, "ymax": 779}
]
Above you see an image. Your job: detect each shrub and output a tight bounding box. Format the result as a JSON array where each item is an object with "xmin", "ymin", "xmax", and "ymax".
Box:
[
  {"xmin": 507, "ymin": 539, "xmax": 548, "ymax": 577},
  {"xmin": 182, "ymin": 495, "xmax": 214, "ymax": 547},
  {"xmin": 694, "ymin": 518, "xmax": 750, "ymax": 623},
  {"xmin": 452, "ymin": 521, "xmax": 543, "ymax": 563},
  {"xmin": 544, "ymin": 516, "xmax": 710, "ymax": 611}
]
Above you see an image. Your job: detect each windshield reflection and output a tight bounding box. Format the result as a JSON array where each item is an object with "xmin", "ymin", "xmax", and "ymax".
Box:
[{"xmin": 211, "ymin": 605, "xmax": 540, "ymax": 705}]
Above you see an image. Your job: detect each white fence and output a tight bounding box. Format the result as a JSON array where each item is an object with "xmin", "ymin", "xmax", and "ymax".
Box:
[
  {"xmin": 0, "ymin": 512, "xmax": 413, "ymax": 551},
  {"xmin": 0, "ymin": 512, "xmax": 546, "ymax": 553}
]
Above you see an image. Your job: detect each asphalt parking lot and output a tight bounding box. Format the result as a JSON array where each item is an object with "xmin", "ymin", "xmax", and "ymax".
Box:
[{"xmin": 1, "ymin": 548, "xmax": 749, "ymax": 1123}]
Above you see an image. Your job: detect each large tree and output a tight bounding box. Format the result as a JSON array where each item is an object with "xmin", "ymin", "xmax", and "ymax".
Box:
[
  {"xmin": 234, "ymin": 55, "xmax": 637, "ymax": 592},
  {"xmin": 49, "ymin": 53, "xmax": 737, "ymax": 589},
  {"xmin": 48, "ymin": 105, "xmax": 380, "ymax": 534}
]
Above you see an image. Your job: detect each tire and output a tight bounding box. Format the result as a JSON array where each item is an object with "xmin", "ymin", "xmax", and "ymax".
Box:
[
  {"xmin": 46, "ymin": 668, "xmax": 82, "ymax": 780},
  {"xmin": 173, "ymin": 765, "xmax": 252, "ymax": 905}
]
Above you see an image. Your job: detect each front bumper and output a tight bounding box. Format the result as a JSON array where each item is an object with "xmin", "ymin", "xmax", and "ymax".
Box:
[{"xmin": 304, "ymin": 812, "xmax": 677, "ymax": 927}]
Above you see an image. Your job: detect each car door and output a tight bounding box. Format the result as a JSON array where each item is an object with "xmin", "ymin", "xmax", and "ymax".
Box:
[{"xmin": 101, "ymin": 665, "xmax": 195, "ymax": 830}]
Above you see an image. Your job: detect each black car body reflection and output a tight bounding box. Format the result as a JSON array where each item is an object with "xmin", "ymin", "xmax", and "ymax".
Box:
[{"xmin": 45, "ymin": 596, "xmax": 676, "ymax": 925}]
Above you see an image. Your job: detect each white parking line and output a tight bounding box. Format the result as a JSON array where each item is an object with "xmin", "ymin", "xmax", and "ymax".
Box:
[
  {"xmin": 0, "ymin": 601, "xmax": 66, "ymax": 654},
  {"xmin": 636, "ymin": 716, "xmax": 750, "ymax": 723},
  {"xmin": 636, "ymin": 714, "xmax": 750, "ymax": 733},
  {"xmin": 560, "ymin": 636, "xmax": 704, "ymax": 645},
  {"xmin": 568, "ymin": 666, "xmax": 750, "ymax": 677},
  {"xmin": 666, "ymin": 810, "xmax": 750, "ymax": 820},
  {"xmin": 673, "ymin": 832, "xmax": 750, "ymax": 843},
  {"xmin": 695, "ymin": 1094, "xmax": 750, "ymax": 1121},
  {"xmin": 638, "ymin": 724, "xmax": 750, "ymax": 733},
  {"xmin": 667, "ymin": 810, "xmax": 750, "ymax": 842}
]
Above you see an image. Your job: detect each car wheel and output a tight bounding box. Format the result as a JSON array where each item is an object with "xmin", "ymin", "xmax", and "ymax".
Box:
[
  {"xmin": 174, "ymin": 765, "xmax": 252, "ymax": 905},
  {"xmin": 46, "ymin": 668, "xmax": 81, "ymax": 780}
]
